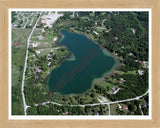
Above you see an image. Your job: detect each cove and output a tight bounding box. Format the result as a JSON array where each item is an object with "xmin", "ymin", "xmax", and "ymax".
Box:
[{"xmin": 48, "ymin": 30, "xmax": 117, "ymax": 95}]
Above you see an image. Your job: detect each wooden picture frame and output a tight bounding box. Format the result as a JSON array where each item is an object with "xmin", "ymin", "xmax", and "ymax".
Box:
[{"xmin": 0, "ymin": 0, "xmax": 160, "ymax": 127}]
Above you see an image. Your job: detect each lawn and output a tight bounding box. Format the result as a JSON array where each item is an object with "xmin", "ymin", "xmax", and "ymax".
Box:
[
  {"xmin": 12, "ymin": 65, "xmax": 20, "ymax": 86},
  {"xmin": 110, "ymin": 103, "xmax": 119, "ymax": 115},
  {"xmin": 56, "ymin": 20, "xmax": 78, "ymax": 27},
  {"xmin": 37, "ymin": 47, "xmax": 59, "ymax": 57},
  {"xmin": 100, "ymin": 81, "xmax": 115, "ymax": 89},
  {"xmin": 126, "ymin": 70, "xmax": 137, "ymax": 75}
]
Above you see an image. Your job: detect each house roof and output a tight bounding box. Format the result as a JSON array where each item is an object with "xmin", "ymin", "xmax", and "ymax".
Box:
[
  {"xmin": 112, "ymin": 87, "xmax": 116, "ymax": 91},
  {"xmin": 122, "ymin": 105, "xmax": 128, "ymax": 109}
]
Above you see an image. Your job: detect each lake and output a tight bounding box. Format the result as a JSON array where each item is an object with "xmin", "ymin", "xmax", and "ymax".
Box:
[{"xmin": 48, "ymin": 30, "xmax": 117, "ymax": 95}]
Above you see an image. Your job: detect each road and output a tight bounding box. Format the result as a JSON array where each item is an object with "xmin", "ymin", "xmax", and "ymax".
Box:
[
  {"xmin": 21, "ymin": 12, "xmax": 42, "ymax": 115},
  {"xmin": 139, "ymin": 104, "xmax": 144, "ymax": 115},
  {"xmin": 108, "ymin": 104, "xmax": 111, "ymax": 115},
  {"xmin": 33, "ymin": 90, "xmax": 149, "ymax": 115}
]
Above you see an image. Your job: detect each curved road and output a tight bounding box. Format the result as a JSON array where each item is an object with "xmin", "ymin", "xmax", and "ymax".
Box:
[{"xmin": 34, "ymin": 90, "xmax": 149, "ymax": 108}]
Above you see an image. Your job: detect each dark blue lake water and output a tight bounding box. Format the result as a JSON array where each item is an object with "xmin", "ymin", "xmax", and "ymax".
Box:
[{"xmin": 48, "ymin": 30, "xmax": 116, "ymax": 94}]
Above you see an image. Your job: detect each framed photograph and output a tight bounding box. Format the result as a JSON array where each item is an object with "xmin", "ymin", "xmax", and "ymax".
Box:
[{"xmin": 0, "ymin": 0, "xmax": 160, "ymax": 128}]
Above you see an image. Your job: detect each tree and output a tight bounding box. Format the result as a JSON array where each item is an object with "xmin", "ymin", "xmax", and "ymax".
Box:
[{"xmin": 128, "ymin": 103, "xmax": 137, "ymax": 111}]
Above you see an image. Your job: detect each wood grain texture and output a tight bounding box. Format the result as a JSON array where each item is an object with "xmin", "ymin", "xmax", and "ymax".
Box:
[{"xmin": 0, "ymin": 0, "xmax": 160, "ymax": 128}]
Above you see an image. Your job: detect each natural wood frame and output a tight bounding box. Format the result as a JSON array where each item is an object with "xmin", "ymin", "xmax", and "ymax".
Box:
[{"xmin": 0, "ymin": 0, "xmax": 160, "ymax": 127}]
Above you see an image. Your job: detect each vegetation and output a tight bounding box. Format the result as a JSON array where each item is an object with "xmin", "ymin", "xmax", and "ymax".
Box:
[
  {"xmin": 50, "ymin": 11, "xmax": 149, "ymax": 102},
  {"xmin": 11, "ymin": 29, "xmax": 32, "ymax": 115},
  {"xmin": 12, "ymin": 11, "xmax": 149, "ymax": 115},
  {"xmin": 12, "ymin": 85, "xmax": 24, "ymax": 115},
  {"xmin": 27, "ymin": 104, "xmax": 108, "ymax": 115},
  {"xmin": 11, "ymin": 12, "xmax": 17, "ymax": 23}
]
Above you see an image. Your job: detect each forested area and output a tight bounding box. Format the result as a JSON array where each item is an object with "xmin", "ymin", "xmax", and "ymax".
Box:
[
  {"xmin": 54, "ymin": 11, "xmax": 149, "ymax": 101},
  {"xmin": 26, "ymin": 11, "xmax": 149, "ymax": 115},
  {"xmin": 12, "ymin": 11, "xmax": 149, "ymax": 115},
  {"xmin": 12, "ymin": 85, "xmax": 24, "ymax": 115},
  {"xmin": 107, "ymin": 69, "xmax": 148, "ymax": 101},
  {"xmin": 97, "ymin": 12, "xmax": 149, "ymax": 101},
  {"xmin": 24, "ymin": 46, "xmax": 69, "ymax": 106},
  {"xmin": 27, "ymin": 103, "xmax": 108, "ymax": 115}
]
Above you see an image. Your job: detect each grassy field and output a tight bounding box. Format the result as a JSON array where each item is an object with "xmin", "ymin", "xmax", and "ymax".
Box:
[
  {"xmin": 12, "ymin": 65, "xmax": 20, "ymax": 87},
  {"xmin": 126, "ymin": 70, "xmax": 137, "ymax": 75},
  {"xmin": 12, "ymin": 28, "xmax": 32, "ymax": 86},
  {"xmin": 12, "ymin": 29, "xmax": 32, "ymax": 45},
  {"xmin": 12, "ymin": 28, "xmax": 32, "ymax": 115},
  {"xmin": 30, "ymin": 28, "xmax": 59, "ymax": 48},
  {"xmin": 110, "ymin": 104, "xmax": 119, "ymax": 115},
  {"xmin": 55, "ymin": 20, "xmax": 78, "ymax": 27},
  {"xmin": 100, "ymin": 81, "xmax": 115, "ymax": 89}
]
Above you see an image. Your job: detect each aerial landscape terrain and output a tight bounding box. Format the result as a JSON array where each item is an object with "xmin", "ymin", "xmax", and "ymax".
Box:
[{"xmin": 11, "ymin": 10, "xmax": 149, "ymax": 116}]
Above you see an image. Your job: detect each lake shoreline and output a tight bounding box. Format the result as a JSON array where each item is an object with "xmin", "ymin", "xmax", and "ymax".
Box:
[{"xmin": 47, "ymin": 30, "xmax": 120, "ymax": 96}]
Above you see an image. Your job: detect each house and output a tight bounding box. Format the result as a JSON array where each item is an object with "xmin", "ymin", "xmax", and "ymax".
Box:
[
  {"xmin": 141, "ymin": 61, "xmax": 148, "ymax": 68},
  {"xmin": 47, "ymin": 62, "xmax": 51, "ymax": 67},
  {"xmin": 114, "ymin": 36, "xmax": 118, "ymax": 40},
  {"xmin": 129, "ymin": 52, "xmax": 134, "ymax": 56},
  {"xmin": 93, "ymin": 31, "xmax": 98, "ymax": 35},
  {"xmin": 121, "ymin": 46, "xmax": 124, "ymax": 49},
  {"xmin": 141, "ymin": 101, "xmax": 149, "ymax": 108},
  {"xmin": 112, "ymin": 87, "xmax": 116, "ymax": 92},
  {"xmin": 131, "ymin": 28, "xmax": 136, "ymax": 34},
  {"xmin": 32, "ymin": 42, "xmax": 38, "ymax": 47},
  {"xmin": 38, "ymin": 35, "xmax": 43, "ymax": 40},
  {"xmin": 138, "ymin": 70, "xmax": 144, "ymax": 75},
  {"xmin": 122, "ymin": 105, "xmax": 128, "ymax": 109},
  {"xmin": 63, "ymin": 111, "xmax": 69, "ymax": 115},
  {"xmin": 36, "ymin": 50, "xmax": 40, "ymax": 55},
  {"xmin": 47, "ymin": 54, "xmax": 52, "ymax": 60},
  {"xmin": 119, "ymin": 78, "xmax": 125, "ymax": 84},
  {"xmin": 65, "ymin": 111, "xmax": 69, "ymax": 115},
  {"xmin": 119, "ymin": 79, "xmax": 123, "ymax": 84},
  {"xmin": 113, "ymin": 88, "xmax": 120, "ymax": 94},
  {"xmin": 53, "ymin": 37, "xmax": 57, "ymax": 41},
  {"xmin": 118, "ymin": 104, "xmax": 122, "ymax": 109},
  {"xmin": 112, "ymin": 87, "xmax": 120, "ymax": 95},
  {"xmin": 48, "ymin": 54, "xmax": 52, "ymax": 57},
  {"xmin": 36, "ymin": 67, "xmax": 42, "ymax": 73},
  {"xmin": 42, "ymin": 28, "xmax": 45, "ymax": 33}
]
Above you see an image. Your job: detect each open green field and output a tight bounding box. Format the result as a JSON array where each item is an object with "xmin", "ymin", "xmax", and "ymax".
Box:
[
  {"xmin": 12, "ymin": 28, "xmax": 32, "ymax": 115},
  {"xmin": 12, "ymin": 28, "xmax": 32, "ymax": 45},
  {"xmin": 55, "ymin": 20, "xmax": 78, "ymax": 27},
  {"xmin": 110, "ymin": 104, "xmax": 119, "ymax": 115},
  {"xmin": 12, "ymin": 65, "xmax": 20, "ymax": 87},
  {"xmin": 30, "ymin": 28, "xmax": 59, "ymax": 47},
  {"xmin": 12, "ymin": 28, "xmax": 32, "ymax": 86}
]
